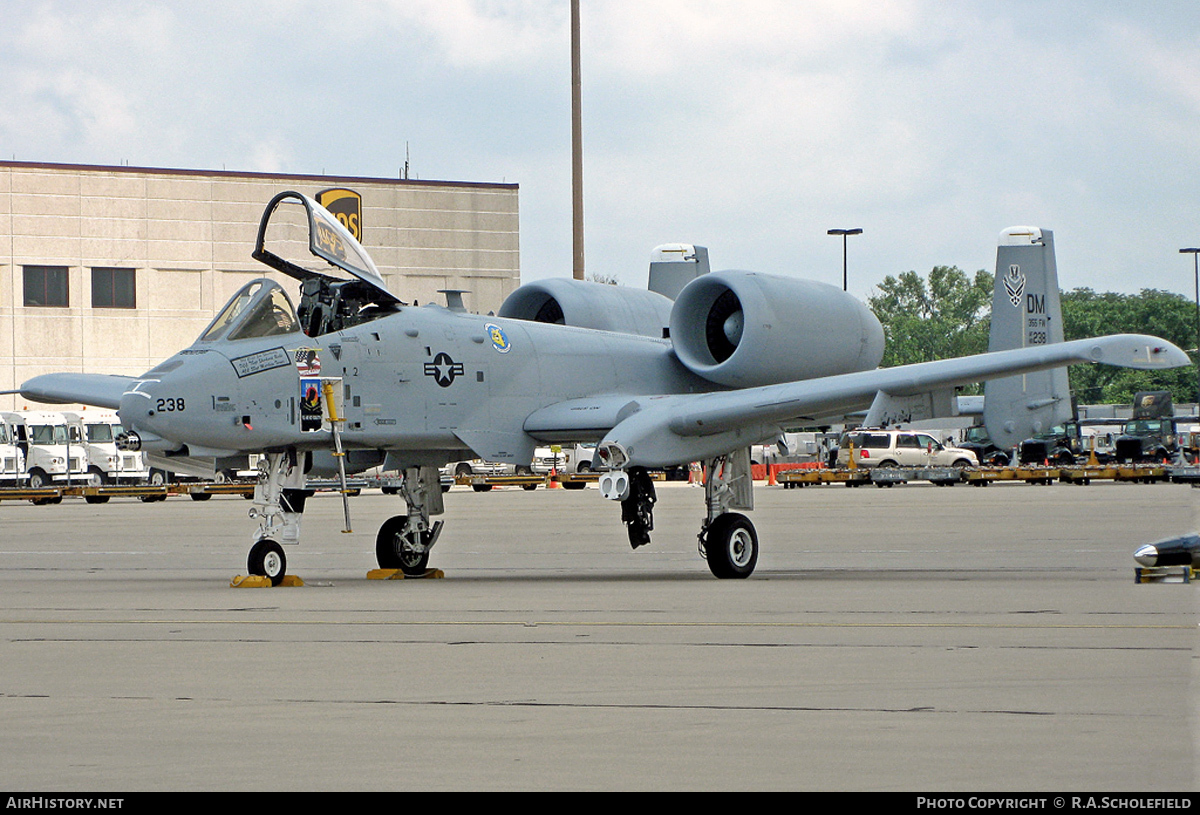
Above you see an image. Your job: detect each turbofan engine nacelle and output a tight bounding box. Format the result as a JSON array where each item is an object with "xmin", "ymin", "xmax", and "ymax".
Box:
[
  {"xmin": 669, "ymin": 271, "xmax": 885, "ymax": 388},
  {"xmin": 498, "ymin": 278, "xmax": 672, "ymax": 339}
]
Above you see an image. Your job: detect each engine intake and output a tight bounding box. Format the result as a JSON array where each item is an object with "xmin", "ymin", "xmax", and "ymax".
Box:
[{"xmin": 669, "ymin": 271, "xmax": 884, "ymax": 387}]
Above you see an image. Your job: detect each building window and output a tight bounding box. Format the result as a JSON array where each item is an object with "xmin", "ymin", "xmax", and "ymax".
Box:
[
  {"xmin": 23, "ymin": 266, "xmax": 69, "ymax": 307},
  {"xmin": 91, "ymin": 268, "xmax": 136, "ymax": 309}
]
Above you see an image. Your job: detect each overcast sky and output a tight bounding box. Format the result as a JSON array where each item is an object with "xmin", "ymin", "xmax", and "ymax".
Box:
[{"xmin": 3, "ymin": 1, "xmax": 1199, "ymax": 303}]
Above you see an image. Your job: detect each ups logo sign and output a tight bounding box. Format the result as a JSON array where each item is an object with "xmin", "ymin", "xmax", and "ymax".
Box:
[{"xmin": 316, "ymin": 188, "xmax": 363, "ymax": 242}]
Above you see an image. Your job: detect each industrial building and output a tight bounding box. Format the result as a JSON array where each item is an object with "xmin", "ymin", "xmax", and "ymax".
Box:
[{"xmin": 1, "ymin": 161, "xmax": 520, "ymax": 410}]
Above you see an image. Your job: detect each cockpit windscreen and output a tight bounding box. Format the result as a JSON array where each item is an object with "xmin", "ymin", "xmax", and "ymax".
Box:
[{"xmin": 200, "ymin": 280, "xmax": 299, "ymax": 342}]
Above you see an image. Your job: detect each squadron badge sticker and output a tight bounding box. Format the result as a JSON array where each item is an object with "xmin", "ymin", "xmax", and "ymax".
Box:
[{"xmin": 486, "ymin": 323, "xmax": 511, "ymax": 354}]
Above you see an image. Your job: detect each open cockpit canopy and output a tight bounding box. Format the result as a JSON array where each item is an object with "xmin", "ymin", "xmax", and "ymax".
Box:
[{"xmin": 252, "ymin": 191, "xmax": 402, "ymax": 337}]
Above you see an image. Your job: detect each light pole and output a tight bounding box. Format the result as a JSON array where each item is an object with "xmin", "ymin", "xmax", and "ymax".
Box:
[
  {"xmin": 828, "ymin": 228, "xmax": 862, "ymax": 292},
  {"xmin": 1181, "ymin": 247, "xmax": 1200, "ymax": 407}
]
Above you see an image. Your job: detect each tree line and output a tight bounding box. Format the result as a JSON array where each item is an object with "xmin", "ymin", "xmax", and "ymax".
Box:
[{"xmin": 867, "ymin": 266, "xmax": 1199, "ymax": 405}]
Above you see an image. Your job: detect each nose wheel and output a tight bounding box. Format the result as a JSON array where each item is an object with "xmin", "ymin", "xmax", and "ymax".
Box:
[
  {"xmin": 244, "ymin": 451, "xmax": 305, "ymax": 586},
  {"xmin": 248, "ymin": 539, "xmax": 287, "ymax": 586}
]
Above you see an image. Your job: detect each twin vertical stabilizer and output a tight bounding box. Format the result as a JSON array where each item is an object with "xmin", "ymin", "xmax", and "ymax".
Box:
[
  {"xmin": 982, "ymin": 227, "xmax": 1072, "ymax": 449},
  {"xmin": 648, "ymin": 244, "xmax": 710, "ymax": 300}
]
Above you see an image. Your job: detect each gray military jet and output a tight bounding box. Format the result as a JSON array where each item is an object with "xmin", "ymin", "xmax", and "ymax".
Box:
[{"xmin": 17, "ymin": 193, "xmax": 1191, "ymax": 581}]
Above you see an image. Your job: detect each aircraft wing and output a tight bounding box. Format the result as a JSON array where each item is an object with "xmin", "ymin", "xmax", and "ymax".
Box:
[
  {"xmin": 15, "ymin": 373, "xmax": 142, "ymax": 410},
  {"xmin": 526, "ymin": 333, "xmax": 1188, "ymax": 468}
]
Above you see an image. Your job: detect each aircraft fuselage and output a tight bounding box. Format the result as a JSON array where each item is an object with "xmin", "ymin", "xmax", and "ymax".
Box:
[{"xmin": 122, "ymin": 300, "xmax": 714, "ymax": 469}]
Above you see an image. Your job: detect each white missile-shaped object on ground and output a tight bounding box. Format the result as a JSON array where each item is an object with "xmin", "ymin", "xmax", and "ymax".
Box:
[{"xmin": 1133, "ymin": 533, "xmax": 1200, "ymax": 568}]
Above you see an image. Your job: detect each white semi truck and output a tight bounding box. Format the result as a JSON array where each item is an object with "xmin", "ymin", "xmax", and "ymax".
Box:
[
  {"xmin": 62, "ymin": 410, "xmax": 150, "ymax": 484},
  {"xmin": 0, "ymin": 418, "xmax": 24, "ymax": 486},
  {"xmin": 0, "ymin": 411, "xmax": 88, "ymax": 487}
]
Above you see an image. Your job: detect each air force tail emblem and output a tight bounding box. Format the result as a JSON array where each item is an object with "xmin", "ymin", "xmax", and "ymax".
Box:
[{"xmin": 1004, "ymin": 265, "xmax": 1026, "ymax": 308}]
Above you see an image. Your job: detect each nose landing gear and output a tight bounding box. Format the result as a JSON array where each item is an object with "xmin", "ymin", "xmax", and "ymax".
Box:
[{"xmin": 245, "ymin": 451, "xmax": 308, "ymax": 586}]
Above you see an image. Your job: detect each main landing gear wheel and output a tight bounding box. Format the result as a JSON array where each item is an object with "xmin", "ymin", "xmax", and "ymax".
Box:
[
  {"xmin": 376, "ymin": 515, "xmax": 431, "ymax": 576},
  {"xmin": 703, "ymin": 513, "xmax": 758, "ymax": 579},
  {"xmin": 248, "ymin": 539, "xmax": 287, "ymax": 586}
]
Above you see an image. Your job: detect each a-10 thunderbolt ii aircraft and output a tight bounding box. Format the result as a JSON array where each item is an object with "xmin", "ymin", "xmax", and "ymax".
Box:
[{"xmin": 16, "ymin": 193, "xmax": 1191, "ymax": 582}]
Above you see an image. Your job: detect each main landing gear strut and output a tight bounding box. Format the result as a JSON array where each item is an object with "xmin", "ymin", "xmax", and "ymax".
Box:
[
  {"xmin": 697, "ymin": 449, "xmax": 757, "ymax": 579},
  {"xmin": 375, "ymin": 465, "xmax": 444, "ymax": 576},
  {"xmin": 600, "ymin": 448, "xmax": 759, "ymax": 579}
]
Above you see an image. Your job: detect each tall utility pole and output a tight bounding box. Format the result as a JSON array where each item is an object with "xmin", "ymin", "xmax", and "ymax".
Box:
[{"xmin": 571, "ymin": 0, "xmax": 585, "ymax": 280}]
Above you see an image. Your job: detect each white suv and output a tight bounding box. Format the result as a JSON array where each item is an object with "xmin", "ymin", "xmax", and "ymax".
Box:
[{"xmin": 836, "ymin": 430, "xmax": 978, "ymax": 469}]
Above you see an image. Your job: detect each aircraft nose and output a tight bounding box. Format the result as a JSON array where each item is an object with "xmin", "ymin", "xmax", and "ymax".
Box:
[
  {"xmin": 117, "ymin": 350, "xmax": 234, "ymax": 453},
  {"xmin": 118, "ymin": 384, "xmax": 171, "ymax": 452}
]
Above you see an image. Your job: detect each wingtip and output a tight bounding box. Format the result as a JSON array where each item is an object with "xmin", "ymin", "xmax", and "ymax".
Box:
[{"xmin": 1090, "ymin": 335, "xmax": 1191, "ymax": 370}]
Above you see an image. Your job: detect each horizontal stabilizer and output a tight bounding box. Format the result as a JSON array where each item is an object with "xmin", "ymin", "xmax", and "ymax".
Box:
[{"xmin": 862, "ymin": 388, "xmax": 959, "ymax": 427}]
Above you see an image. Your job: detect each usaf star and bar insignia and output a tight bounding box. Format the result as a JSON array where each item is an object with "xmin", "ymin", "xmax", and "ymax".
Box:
[
  {"xmin": 424, "ymin": 352, "xmax": 465, "ymax": 387},
  {"xmin": 423, "ymin": 323, "xmax": 511, "ymax": 387}
]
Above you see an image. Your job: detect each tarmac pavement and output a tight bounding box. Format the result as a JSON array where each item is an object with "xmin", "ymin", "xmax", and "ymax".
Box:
[{"xmin": 0, "ymin": 480, "xmax": 1195, "ymax": 790}]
